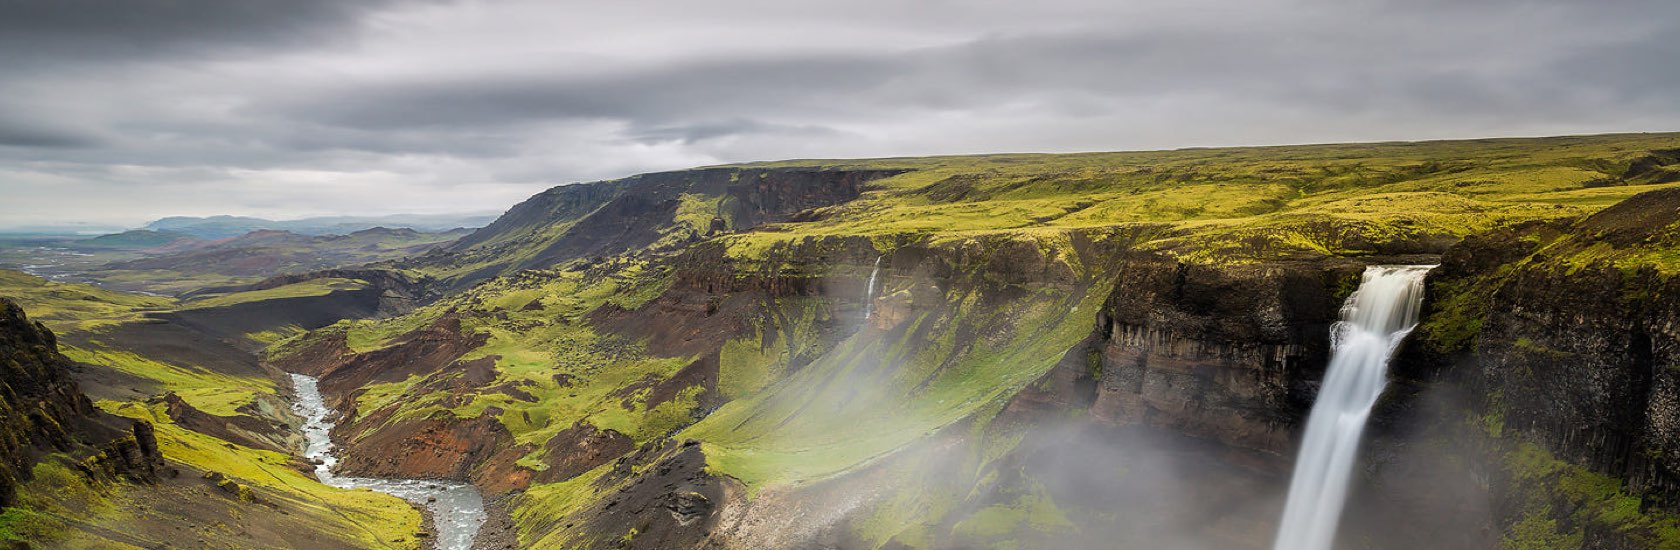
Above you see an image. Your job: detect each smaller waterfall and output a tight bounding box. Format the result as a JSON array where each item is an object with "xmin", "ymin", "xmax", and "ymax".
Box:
[
  {"xmin": 290, "ymin": 374, "xmax": 487, "ymax": 550},
  {"xmin": 863, "ymin": 256, "xmax": 882, "ymax": 319},
  {"xmin": 1273, "ymin": 265, "xmax": 1432, "ymax": 550}
]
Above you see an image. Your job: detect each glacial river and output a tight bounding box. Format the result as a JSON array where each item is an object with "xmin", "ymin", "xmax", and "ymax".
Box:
[{"xmin": 289, "ymin": 373, "xmax": 487, "ymax": 549}]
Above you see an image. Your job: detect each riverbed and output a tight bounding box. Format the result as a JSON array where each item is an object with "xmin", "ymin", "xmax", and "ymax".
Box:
[{"xmin": 289, "ymin": 373, "xmax": 487, "ymax": 549}]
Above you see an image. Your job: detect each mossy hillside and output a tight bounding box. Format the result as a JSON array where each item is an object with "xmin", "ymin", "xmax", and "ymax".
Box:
[
  {"xmin": 402, "ymin": 213, "xmax": 594, "ymax": 283},
  {"xmin": 100, "ymin": 401, "xmax": 425, "ymax": 548},
  {"xmin": 79, "ymin": 269, "xmax": 261, "ymax": 297},
  {"xmin": 319, "ymin": 235, "xmax": 868, "ymax": 477},
  {"xmin": 2, "ymin": 270, "xmax": 429, "ymax": 547},
  {"xmin": 1400, "ymin": 190, "xmax": 1680, "ymax": 549},
  {"xmin": 64, "ymin": 345, "xmax": 272, "ymax": 416},
  {"xmin": 399, "ymin": 167, "xmax": 828, "ymax": 286},
  {"xmin": 683, "ymin": 233, "xmax": 1119, "ymax": 494},
  {"xmin": 179, "ymin": 277, "xmax": 368, "ymax": 310},
  {"xmin": 0, "ymin": 269, "xmax": 277, "ymax": 415},
  {"xmin": 1500, "ymin": 442, "xmax": 1680, "ymax": 549},
  {"xmin": 1409, "ymin": 186, "xmax": 1680, "ymax": 362},
  {"xmin": 0, "ymin": 269, "xmax": 174, "ymax": 332},
  {"xmin": 515, "ymin": 463, "xmax": 613, "ymax": 548},
  {"xmin": 827, "ymin": 394, "xmax": 1066, "ymax": 549},
  {"xmin": 408, "ymin": 225, "xmax": 1109, "ymax": 544},
  {"xmin": 0, "ymin": 459, "xmax": 121, "ymax": 546},
  {"xmin": 717, "ymin": 133, "xmax": 1680, "ymax": 263},
  {"xmin": 324, "ymin": 261, "xmax": 712, "ymax": 464}
]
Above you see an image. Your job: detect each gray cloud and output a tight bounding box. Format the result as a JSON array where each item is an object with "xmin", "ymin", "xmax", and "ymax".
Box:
[
  {"xmin": 0, "ymin": 0, "xmax": 420, "ymax": 64},
  {"xmin": 2, "ymin": 0, "xmax": 1678, "ymax": 228}
]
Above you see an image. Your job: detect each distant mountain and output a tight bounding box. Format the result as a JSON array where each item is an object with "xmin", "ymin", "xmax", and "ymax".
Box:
[
  {"xmin": 75, "ymin": 229, "xmax": 201, "ymax": 249},
  {"xmin": 143, "ymin": 213, "xmax": 499, "ymax": 239}
]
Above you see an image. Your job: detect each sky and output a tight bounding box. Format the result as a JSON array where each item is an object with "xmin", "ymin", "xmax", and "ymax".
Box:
[{"xmin": 2, "ymin": 0, "xmax": 1678, "ymax": 229}]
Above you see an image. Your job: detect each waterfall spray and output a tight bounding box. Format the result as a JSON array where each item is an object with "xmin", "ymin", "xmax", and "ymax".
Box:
[
  {"xmin": 1273, "ymin": 265, "xmax": 1432, "ymax": 550},
  {"xmin": 864, "ymin": 256, "xmax": 882, "ymax": 320}
]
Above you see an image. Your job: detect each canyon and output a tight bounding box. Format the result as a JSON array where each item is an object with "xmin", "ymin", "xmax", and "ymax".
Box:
[{"xmin": 2, "ymin": 133, "xmax": 1680, "ymax": 548}]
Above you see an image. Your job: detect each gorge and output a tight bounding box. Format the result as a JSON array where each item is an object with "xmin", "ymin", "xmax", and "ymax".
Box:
[
  {"xmin": 290, "ymin": 373, "xmax": 487, "ymax": 550},
  {"xmin": 2, "ymin": 133, "xmax": 1680, "ymax": 548}
]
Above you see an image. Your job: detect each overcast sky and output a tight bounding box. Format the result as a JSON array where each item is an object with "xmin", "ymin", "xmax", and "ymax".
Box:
[{"xmin": 2, "ymin": 0, "xmax": 1677, "ymax": 229}]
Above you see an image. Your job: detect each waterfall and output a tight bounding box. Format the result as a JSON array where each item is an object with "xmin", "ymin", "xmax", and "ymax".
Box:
[
  {"xmin": 863, "ymin": 256, "xmax": 882, "ymax": 319},
  {"xmin": 1273, "ymin": 265, "xmax": 1432, "ymax": 550}
]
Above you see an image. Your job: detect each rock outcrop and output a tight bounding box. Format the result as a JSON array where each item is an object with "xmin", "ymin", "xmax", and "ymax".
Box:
[
  {"xmin": 1375, "ymin": 187, "xmax": 1680, "ymax": 548},
  {"xmin": 0, "ymin": 299, "xmax": 161, "ymax": 507},
  {"xmin": 1089, "ymin": 256, "xmax": 1368, "ymax": 455}
]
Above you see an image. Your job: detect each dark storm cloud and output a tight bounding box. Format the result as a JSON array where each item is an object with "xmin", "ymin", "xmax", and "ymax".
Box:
[
  {"xmin": 0, "ymin": 116, "xmax": 100, "ymax": 149},
  {"xmin": 2, "ymin": 0, "xmax": 1679, "ymax": 228},
  {"xmin": 256, "ymin": 54, "xmax": 902, "ymax": 129},
  {"xmin": 0, "ymin": 0, "xmax": 417, "ymax": 63}
]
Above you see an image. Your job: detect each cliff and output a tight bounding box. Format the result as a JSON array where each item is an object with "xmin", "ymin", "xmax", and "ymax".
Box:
[
  {"xmin": 1384, "ymin": 186, "xmax": 1680, "ymax": 548},
  {"xmin": 0, "ymin": 298, "xmax": 161, "ymax": 508},
  {"xmin": 254, "ymin": 133, "xmax": 1680, "ymax": 548}
]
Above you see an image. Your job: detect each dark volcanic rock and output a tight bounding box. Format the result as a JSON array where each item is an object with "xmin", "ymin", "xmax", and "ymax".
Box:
[
  {"xmin": 1371, "ymin": 187, "xmax": 1680, "ymax": 548},
  {"xmin": 562, "ymin": 439, "xmax": 726, "ymax": 549},
  {"xmin": 1464, "ymin": 191, "xmax": 1680, "ymax": 509},
  {"xmin": 1090, "ymin": 254, "xmax": 1364, "ymax": 455},
  {"xmin": 536, "ymin": 421, "xmax": 634, "ymax": 484},
  {"xmin": 333, "ymin": 404, "xmax": 525, "ymax": 491},
  {"xmin": 0, "ymin": 299, "xmax": 162, "ymax": 507}
]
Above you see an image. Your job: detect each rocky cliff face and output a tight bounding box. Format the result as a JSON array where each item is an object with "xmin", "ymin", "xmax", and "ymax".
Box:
[
  {"xmin": 0, "ymin": 298, "xmax": 161, "ymax": 507},
  {"xmin": 1381, "ymin": 187, "xmax": 1680, "ymax": 548},
  {"xmin": 1089, "ymin": 256, "xmax": 1368, "ymax": 456},
  {"xmin": 262, "ymin": 140, "xmax": 1680, "ymax": 548},
  {"xmin": 1475, "ymin": 190, "xmax": 1680, "ymax": 506}
]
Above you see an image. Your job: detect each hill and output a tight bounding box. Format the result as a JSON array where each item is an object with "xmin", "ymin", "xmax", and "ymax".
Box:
[
  {"xmin": 8, "ymin": 132, "xmax": 1680, "ymax": 548},
  {"xmin": 265, "ymin": 132, "xmax": 1680, "ymax": 548}
]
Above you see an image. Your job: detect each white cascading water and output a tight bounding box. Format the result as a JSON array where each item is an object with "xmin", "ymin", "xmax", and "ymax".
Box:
[
  {"xmin": 1273, "ymin": 265, "xmax": 1432, "ymax": 550},
  {"xmin": 863, "ymin": 256, "xmax": 882, "ymax": 319}
]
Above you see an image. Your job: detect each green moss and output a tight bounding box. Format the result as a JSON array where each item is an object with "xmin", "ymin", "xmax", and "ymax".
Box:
[
  {"xmin": 342, "ymin": 305, "xmax": 448, "ymax": 353},
  {"xmin": 718, "ymin": 336, "xmax": 783, "ymax": 400},
  {"xmin": 180, "ymin": 278, "xmax": 366, "ymax": 309},
  {"xmin": 0, "ymin": 457, "xmax": 113, "ymax": 546},
  {"xmin": 62, "ymin": 345, "xmax": 272, "ymax": 416},
  {"xmin": 714, "ymin": 133, "xmax": 1680, "ymax": 263},
  {"xmin": 1503, "ymin": 508, "xmax": 1583, "ymax": 550},
  {"xmin": 101, "ymin": 401, "xmax": 425, "ymax": 546},
  {"xmin": 245, "ymin": 325, "xmax": 304, "ymax": 345},
  {"xmin": 688, "ymin": 235, "xmax": 1115, "ymax": 494},
  {"xmin": 1502, "ymin": 442, "xmax": 1680, "ymax": 548},
  {"xmin": 0, "ymin": 507, "xmax": 68, "ymax": 543},
  {"xmin": 516, "ymin": 465, "xmax": 613, "ymax": 548},
  {"xmin": 950, "ymin": 482, "xmax": 1074, "ymax": 541},
  {"xmin": 0, "ymin": 269, "xmax": 174, "ymax": 332}
]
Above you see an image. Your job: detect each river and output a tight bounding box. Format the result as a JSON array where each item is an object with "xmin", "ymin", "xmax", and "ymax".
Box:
[{"xmin": 289, "ymin": 373, "xmax": 487, "ymax": 550}]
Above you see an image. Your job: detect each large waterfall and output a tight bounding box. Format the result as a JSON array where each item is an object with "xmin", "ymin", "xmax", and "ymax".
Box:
[{"xmin": 1273, "ymin": 265, "xmax": 1432, "ymax": 550}]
